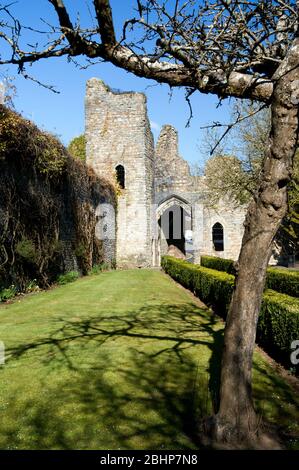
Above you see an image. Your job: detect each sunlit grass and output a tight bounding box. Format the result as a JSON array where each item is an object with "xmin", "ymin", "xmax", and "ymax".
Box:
[{"xmin": 0, "ymin": 269, "xmax": 297, "ymax": 449}]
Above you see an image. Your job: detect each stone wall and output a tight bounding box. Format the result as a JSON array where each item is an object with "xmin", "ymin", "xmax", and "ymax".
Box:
[
  {"xmin": 0, "ymin": 104, "xmax": 116, "ymax": 289},
  {"xmin": 85, "ymin": 78, "xmax": 246, "ymax": 267},
  {"xmin": 154, "ymin": 125, "xmax": 246, "ymax": 263},
  {"xmin": 85, "ymin": 78, "xmax": 154, "ymax": 268}
]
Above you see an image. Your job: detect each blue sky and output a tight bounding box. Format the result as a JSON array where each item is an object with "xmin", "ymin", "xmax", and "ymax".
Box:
[{"xmin": 1, "ymin": 0, "xmax": 233, "ymax": 166}]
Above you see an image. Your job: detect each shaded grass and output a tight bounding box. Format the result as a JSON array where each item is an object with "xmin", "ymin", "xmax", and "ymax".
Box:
[{"xmin": 0, "ymin": 269, "xmax": 298, "ymax": 449}]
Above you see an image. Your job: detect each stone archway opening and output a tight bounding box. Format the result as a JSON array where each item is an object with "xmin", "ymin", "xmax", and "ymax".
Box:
[{"xmin": 156, "ymin": 195, "xmax": 192, "ymax": 265}]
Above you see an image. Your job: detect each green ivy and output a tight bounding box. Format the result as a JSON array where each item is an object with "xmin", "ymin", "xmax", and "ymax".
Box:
[{"xmin": 15, "ymin": 237, "xmax": 38, "ymax": 263}]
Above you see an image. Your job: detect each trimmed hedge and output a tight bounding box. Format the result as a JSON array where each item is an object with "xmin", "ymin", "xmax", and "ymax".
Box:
[
  {"xmin": 162, "ymin": 256, "xmax": 299, "ymax": 367},
  {"xmin": 201, "ymin": 255, "xmax": 299, "ymax": 298},
  {"xmin": 162, "ymin": 255, "xmax": 234, "ymax": 314},
  {"xmin": 200, "ymin": 255, "xmax": 235, "ymax": 275},
  {"xmin": 258, "ymin": 290, "xmax": 299, "ymax": 361},
  {"xmin": 266, "ymin": 268, "xmax": 299, "ymax": 298}
]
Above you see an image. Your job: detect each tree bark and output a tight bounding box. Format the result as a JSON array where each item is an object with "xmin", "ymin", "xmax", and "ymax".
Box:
[{"xmin": 213, "ymin": 38, "xmax": 299, "ymax": 445}]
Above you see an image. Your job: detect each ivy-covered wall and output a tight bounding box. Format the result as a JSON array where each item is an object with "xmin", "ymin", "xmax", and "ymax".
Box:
[{"xmin": 0, "ymin": 105, "xmax": 116, "ymax": 290}]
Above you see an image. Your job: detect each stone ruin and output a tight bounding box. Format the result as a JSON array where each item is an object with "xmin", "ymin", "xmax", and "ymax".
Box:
[{"xmin": 85, "ymin": 78, "xmax": 246, "ymax": 268}]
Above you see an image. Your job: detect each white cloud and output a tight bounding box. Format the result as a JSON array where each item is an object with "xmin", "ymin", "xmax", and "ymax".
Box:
[{"xmin": 150, "ymin": 120, "xmax": 161, "ymax": 132}]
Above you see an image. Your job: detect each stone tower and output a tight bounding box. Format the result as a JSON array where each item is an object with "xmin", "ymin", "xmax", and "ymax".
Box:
[{"xmin": 85, "ymin": 78, "xmax": 155, "ymax": 268}]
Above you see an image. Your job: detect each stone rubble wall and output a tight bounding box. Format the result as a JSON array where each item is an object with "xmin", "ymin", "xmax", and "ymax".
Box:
[
  {"xmin": 154, "ymin": 124, "xmax": 246, "ymax": 262},
  {"xmin": 86, "ymin": 78, "xmax": 246, "ymax": 267},
  {"xmin": 85, "ymin": 78, "xmax": 154, "ymax": 268}
]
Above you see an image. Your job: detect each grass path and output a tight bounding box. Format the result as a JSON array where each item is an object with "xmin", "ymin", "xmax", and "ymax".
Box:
[{"xmin": 0, "ymin": 269, "xmax": 298, "ymax": 449}]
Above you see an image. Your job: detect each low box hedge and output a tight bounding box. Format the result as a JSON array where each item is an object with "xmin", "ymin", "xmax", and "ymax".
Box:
[
  {"xmin": 266, "ymin": 267, "xmax": 299, "ymax": 298},
  {"xmin": 162, "ymin": 255, "xmax": 234, "ymax": 314},
  {"xmin": 200, "ymin": 255, "xmax": 235, "ymax": 275},
  {"xmin": 258, "ymin": 289, "xmax": 299, "ymax": 362},
  {"xmin": 201, "ymin": 255, "xmax": 299, "ymax": 298},
  {"xmin": 162, "ymin": 256, "xmax": 299, "ymax": 367}
]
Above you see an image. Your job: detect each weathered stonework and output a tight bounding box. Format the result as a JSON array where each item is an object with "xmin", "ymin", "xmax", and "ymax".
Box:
[
  {"xmin": 85, "ymin": 78, "xmax": 246, "ymax": 267},
  {"xmin": 86, "ymin": 78, "xmax": 154, "ymax": 268}
]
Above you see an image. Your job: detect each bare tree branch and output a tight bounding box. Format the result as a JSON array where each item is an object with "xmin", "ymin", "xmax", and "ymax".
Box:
[{"xmin": 3, "ymin": 0, "xmax": 296, "ymax": 101}]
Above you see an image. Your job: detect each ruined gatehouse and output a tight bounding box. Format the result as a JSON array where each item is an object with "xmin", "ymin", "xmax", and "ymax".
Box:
[{"xmin": 85, "ymin": 78, "xmax": 246, "ymax": 268}]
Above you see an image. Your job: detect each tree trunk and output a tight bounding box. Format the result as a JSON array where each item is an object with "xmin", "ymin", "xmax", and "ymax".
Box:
[{"xmin": 213, "ymin": 39, "xmax": 299, "ymax": 445}]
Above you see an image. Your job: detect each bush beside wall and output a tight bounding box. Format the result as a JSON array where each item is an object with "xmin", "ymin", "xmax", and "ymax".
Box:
[
  {"xmin": 0, "ymin": 105, "xmax": 116, "ymax": 291},
  {"xmin": 201, "ymin": 255, "xmax": 299, "ymax": 298},
  {"xmin": 162, "ymin": 256, "xmax": 299, "ymax": 368}
]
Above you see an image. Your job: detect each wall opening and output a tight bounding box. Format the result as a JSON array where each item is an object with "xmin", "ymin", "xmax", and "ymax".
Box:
[
  {"xmin": 156, "ymin": 195, "xmax": 192, "ymax": 265},
  {"xmin": 212, "ymin": 222, "xmax": 224, "ymax": 251},
  {"xmin": 115, "ymin": 164, "xmax": 125, "ymax": 189},
  {"xmin": 159, "ymin": 205, "xmax": 186, "ymax": 256}
]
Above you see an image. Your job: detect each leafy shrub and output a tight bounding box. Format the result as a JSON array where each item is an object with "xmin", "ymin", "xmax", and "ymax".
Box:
[
  {"xmin": 201, "ymin": 255, "xmax": 299, "ymax": 297},
  {"xmin": 57, "ymin": 271, "xmax": 80, "ymax": 285},
  {"xmin": 0, "ymin": 285, "xmax": 17, "ymax": 302},
  {"xmin": 67, "ymin": 135, "xmax": 86, "ymax": 161},
  {"xmin": 0, "ymin": 105, "xmax": 116, "ymax": 290},
  {"xmin": 200, "ymin": 255, "xmax": 235, "ymax": 274},
  {"xmin": 266, "ymin": 268, "xmax": 299, "ymax": 298},
  {"xmin": 75, "ymin": 243, "xmax": 87, "ymax": 258},
  {"xmin": 25, "ymin": 279, "xmax": 40, "ymax": 293},
  {"xmin": 15, "ymin": 237, "xmax": 38, "ymax": 263},
  {"xmin": 89, "ymin": 263, "xmax": 110, "ymax": 275},
  {"xmin": 162, "ymin": 256, "xmax": 299, "ymax": 368},
  {"xmin": 0, "ymin": 107, "xmax": 67, "ymax": 176}
]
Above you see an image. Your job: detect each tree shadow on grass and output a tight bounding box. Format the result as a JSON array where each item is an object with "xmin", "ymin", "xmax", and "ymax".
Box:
[
  {"xmin": 1, "ymin": 303, "xmax": 223, "ymax": 449},
  {"xmin": 252, "ymin": 359, "xmax": 299, "ymax": 449}
]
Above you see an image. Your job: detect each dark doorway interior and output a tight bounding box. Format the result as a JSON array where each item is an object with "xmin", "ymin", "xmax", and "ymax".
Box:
[{"xmin": 159, "ymin": 205, "xmax": 186, "ymax": 255}]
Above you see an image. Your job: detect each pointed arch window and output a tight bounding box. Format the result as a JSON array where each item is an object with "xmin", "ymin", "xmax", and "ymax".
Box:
[
  {"xmin": 212, "ymin": 223, "xmax": 224, "ymax": 251},
  {"xmin": 115, "ymin": 164, "xmax": 125, "ymax": 189}
]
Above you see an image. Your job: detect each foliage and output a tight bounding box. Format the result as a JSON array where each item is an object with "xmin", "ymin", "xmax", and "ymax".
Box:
[
  {"xmin": 67, "ymin": 135, "xmax": 86, "ymax": 162},
  {"xmin": 204, "ymin": 154, "xmax": 254, "ymax": 207},
  {"xmin": 258, "ymin": 290, "xmax": 299, "ymax": 368},
  {"xmin": 0, "ymin": 105, "xmax": 67, "ymax": 177},
  {"xmin": 25, "ymin": 279, "xmax": 40, "ymax": 293},
  {"xmin": 266, "ymin": 268, "xmax": 299, "ymax": 298},
  {"xmin": 0, "ymin": 285, "xmax": 17, "ymax": 302},
  {"xmin": 0, "ymin": 105, "xmax": 116, "ymax": 291},
  {"xmin": 15, "ymin": 237, "xmax": 38, "ymax": 264},
  {"xmin": 162, "ymin": 256, "xmax": 234, "ymax": 314},
  {"xmin": 74, "ymin": 243, "xmax": 88, "ymax": 258},
  {"xmin": 203, "ymin": 103, "xmax": 299, "ymax": 259},
  {"xmin": 200, "ymin": 255, "xmax": 235, "ymax": 275},
  {"xmin": 162, "ymin": 256, "xmax": 299, "ymax": 369},
  {"xmin": 57, "ymin": 271, "xmax": 80, "ymax": 285},
  {"xmin": 202, "ymin": 102, "xmax": 270, "ymax": 207},
  {"xmin": 201, "ymin": 255, "xmax": 299, "ymax": 298},
  {"xmin": 278, "ymin": 150, "xmax": 299, "ymax": 256},
  {"xmin": 89, "ymin": 262, "xmax": 111, "ymax": 275}
]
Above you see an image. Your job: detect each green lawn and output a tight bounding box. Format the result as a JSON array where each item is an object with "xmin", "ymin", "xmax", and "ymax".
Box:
[{"xmin": 0, "ymin": 269, "xmax": 298, "ymax": 449}]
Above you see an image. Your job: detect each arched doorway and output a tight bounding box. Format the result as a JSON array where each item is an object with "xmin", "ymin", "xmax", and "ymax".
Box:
[{"xmin": 156, "ymin": 195, "xmax": 192, "ymax": 265}]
